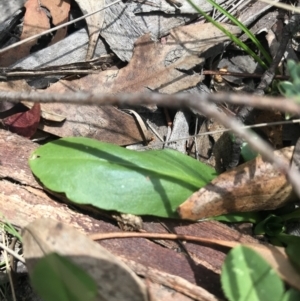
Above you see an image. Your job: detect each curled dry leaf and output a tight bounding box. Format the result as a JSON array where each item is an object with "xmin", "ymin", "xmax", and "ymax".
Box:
[
  {"xmin": 22, "ymin": 218, "xmax": 149, "ymax": 301},
  {"xmin": 178, "ymin": 147, "xmax": 295, "ymax": 220},
  {"xmin": 3, "ymin": 102, "xmax": 41, "ymax": 138},
  {"xmin": 22, "ymin": 101, "xmax": 66, "ymax": 122},
  {"xmin": 74, "ymin": 0, "xmax": 105, "ymax": 60}
]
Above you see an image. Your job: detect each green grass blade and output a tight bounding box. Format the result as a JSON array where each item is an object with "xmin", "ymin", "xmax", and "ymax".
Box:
[
  {"xmin": 205, "ymin": 0, "xmax": 272, "ymax": 65},
  {"xmin": 187, "ymin": 0, "xmax": 269, "ymax": 69}
]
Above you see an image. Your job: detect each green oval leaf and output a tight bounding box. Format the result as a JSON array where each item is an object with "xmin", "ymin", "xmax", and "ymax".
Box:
[
  {"xmin": 282, "ymin": 288, "xmax": 300, "ymax": 301},
  {"xmin": 254, "ymin": 215, "xmax": 285, "ymax": 236},
  {"xmin": 221, "ymin": 245, "xmax": 284, "ymax": 301},
  {"xmin": 31, "ymin": 253, "xmax": 97, "ymax": 301},
  {"xmin": 212, "ymin": 211, "xmax": 263, "ymax": 223},
  {"xmin": 29, "ymin": 137, "xmax": 216, "ymax": 218},
  {"xmin": 277, "ymin": 234, "xmax": 300, "ymax": 272}
]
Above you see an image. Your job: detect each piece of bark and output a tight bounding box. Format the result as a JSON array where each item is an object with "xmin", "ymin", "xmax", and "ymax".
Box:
[
  {"xmin": 12, "ymin": 28, "xmax": 108, "ymax": 88},
  {"xmin": 238, "ymin": 0, "xmax": 279, "ymax": 27},
  {"xmin": 0, "ymin": 8, "xmax": 24, "ymax": 44},
  {"xmin": 0, "ymin": 129, "xmax": 261, "ymax": 299}
]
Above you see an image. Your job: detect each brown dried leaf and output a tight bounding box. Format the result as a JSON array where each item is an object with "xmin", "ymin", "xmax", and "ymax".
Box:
[
  {"xmin": 0, "ymin": 0, "xmax": 70, "ymax": 67},
  {"xmin": 43, "ymin": 22, "xmax": 241, "ymax": 95},
  {"xmin": 0, "ymin": 0, "xmax": 50, "ymax": 67},
  {"xmin": 38, "ymin": 103, "xmax": 147, "ymax": 145},
  {"xmin": 22, "ymin": 218, "xmax": 149, "ymax": 301},
  {"xmin": 178, "ymin": 147, "xmax": 294, "ymax": 220},
  {"xmin": 40, "ymin": 0, "xmax": 70, "ymax": 45},
  {"xmin": 4, "ymin": 103, "xmax": 41, "ymax": 138}
]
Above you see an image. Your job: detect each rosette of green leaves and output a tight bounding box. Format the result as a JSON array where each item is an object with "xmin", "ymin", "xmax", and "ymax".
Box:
[{"xmin": 278, "ymin": 60, "xmax": 300, "ymax": 100}]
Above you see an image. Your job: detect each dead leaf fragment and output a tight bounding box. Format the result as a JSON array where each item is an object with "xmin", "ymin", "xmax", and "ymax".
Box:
[
  {"xmin": 22, "ymin": 101, "xmax": 66, "ymax": 122},
  {"xmin": 0, "ymin": 0, "xmax": 50, "ymax": 66},
  {"xmin": 4, "ymin": 103, "xmax": 41, "ymax": 138},
  {"xmin": 40, "ymin": 0, "xmax": 70, "ymax": 45},
  {"xmin": 38, "ymin": 104, "xmax": 147, "ymax": 145},
  {"xmin": 23, "ymin": 218, "xmax": 149, "ymax": 301},
  {"xmin": 75, "ymin": 0, "xmax": 105, "ymax": 60},
  {"xmin": 0, "ymin": 0, "xmax": 70, "ymax": 67},
  {"xmin": 178, "ymin": 147, "xmax": 295, "ymax": 220},
  {"xmin": 43, "ymin": 22, "xmax": 241, "ymax": 95}
]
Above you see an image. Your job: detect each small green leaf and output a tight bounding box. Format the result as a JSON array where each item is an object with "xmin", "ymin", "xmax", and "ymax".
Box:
[
  {"xmin": 29, "ymin": 137, "xmax": 216, "ymax": 218},
  {"xmin": 221, "ymin": 245, "xmax": 284, "ymax": 301},
  {"xmin": 31, "ymin": 253, "xmax": 97, "ymax": 301},
  {"xmin": 254, "ymin": 215, "xmax": 285, "ymax": 236},
  {"xmin": 212, "ymin": 212, "xmax": 263, "ymax": 223},
  {"xmin": 241, "ymin": 141, "xmax": 258, "ymax": 162},
  {"xmin": 282, "ymin": 288, "xmax": 300, "ymax": 301}
]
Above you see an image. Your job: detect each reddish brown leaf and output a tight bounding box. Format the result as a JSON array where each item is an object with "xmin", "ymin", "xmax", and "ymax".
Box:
[{"xmin": 4, "ymin": 103, "xmax": 41, "ymax": 138}]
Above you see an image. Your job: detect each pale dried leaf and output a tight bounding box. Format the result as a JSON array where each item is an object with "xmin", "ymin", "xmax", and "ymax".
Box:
[
  {"xmin": 75, "ymin": 0, "xmax": 106, "ymax": 60},
  {"xmin": 37, "ymin": 103, "xmax": 145, "ymax": 145},
  {"xmin": 23, "ymin": 218, "xmax": 149, "ymax": 301},
  {"xmin": 23, "ymin": 101, "xmax": 66, "ymax": 122}
]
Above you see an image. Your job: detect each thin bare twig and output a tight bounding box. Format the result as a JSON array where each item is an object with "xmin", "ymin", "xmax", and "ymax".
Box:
[
  {"xmin": 1, "ymin": 90, "xmax": 300, "ymax": 197},
  {"xmin": 1, "ymin": 91, "xmax": 300, "ymax": 115}
]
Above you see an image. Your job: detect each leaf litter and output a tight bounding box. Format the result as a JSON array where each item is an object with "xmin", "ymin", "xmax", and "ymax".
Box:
[{"xmin": 1, "ymin": 0, "xmax": 300, "ymax": 300}]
